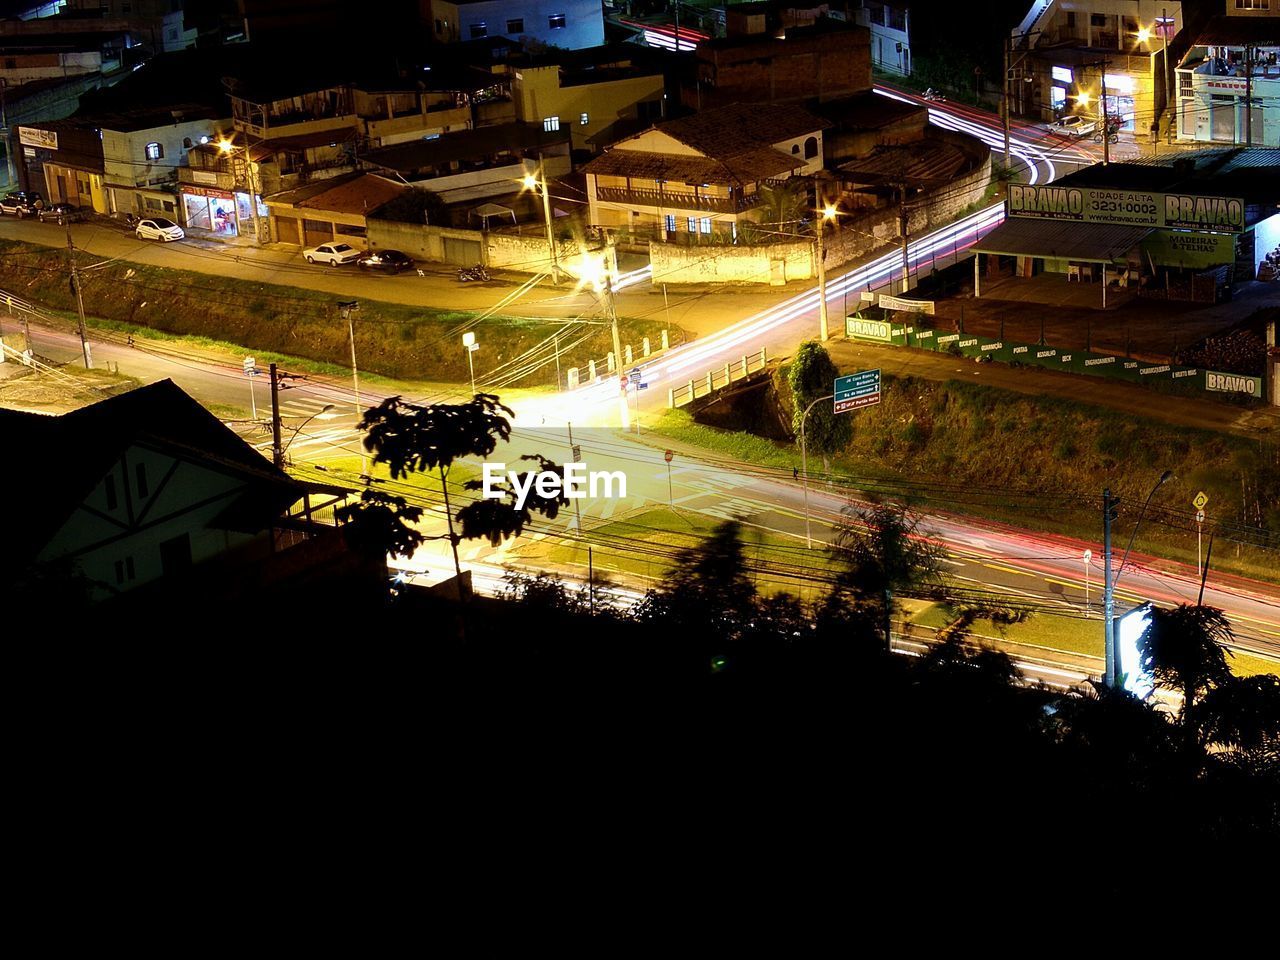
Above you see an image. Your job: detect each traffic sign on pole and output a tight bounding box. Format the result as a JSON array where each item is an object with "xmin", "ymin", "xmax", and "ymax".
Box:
[
  {"xmin": 1192, "ymin": 490, "xmax": 1209, "ymax": 511},
  {"xmin": 664, "ymin": 449, "xmax": 673, "ymax": 463},
  {"xmin": 833, "ymin": 368, "xmax": 881, "ymax": 413},
  {"xmin": 243, "ymin": 356, "xmax": 257, "ymax": 377}
]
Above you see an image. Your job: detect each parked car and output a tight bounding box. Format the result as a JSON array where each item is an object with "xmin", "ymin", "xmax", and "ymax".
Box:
[
  {"xmin": 304, "ymin": 242, "xmax": 362, "ymax": 267},
  {"xmin": 1053, "ymin": 115, "xmax": 1099, "ymax": 139},
  {"xmin": 0, "ymin": 191, "xmax": 43, "ymax": 217},
  {"xmin": 135, "ymin": 217, "xmax": 185, "ymax": 242},
  {"xmin": 38, "ymin": 202, "xmax": 84, "ymax": 225},
  {"xmin": 357, "ymin": 249, "xmax": 414, "ymax": 273}
]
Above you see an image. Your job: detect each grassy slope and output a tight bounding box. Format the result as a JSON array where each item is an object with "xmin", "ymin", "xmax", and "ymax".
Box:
[{"xmin": 0, "ymin": 239, "xmax": 681, "ymax": 383}]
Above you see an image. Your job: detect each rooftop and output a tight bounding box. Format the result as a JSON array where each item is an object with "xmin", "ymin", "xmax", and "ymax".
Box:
[
  {"xmin": 1056, "ymin": 148, "xmax": 1280, "ymax": 209},
  {"xmin": 360, "ymin": 123, "xmax": 568, "ymax": 173},
  {"xmin": 657, "ymin": 101, "xmax": 831, "ymax": 158},
  {"xmin": 266, "ymin": 173, "xmax": 408, "ymax": 216},
  {"xmin": 1195, "ymin": 15, "xmax": 1280, "ymax": 47},
  {"xmin": 583, "ymin": 145, "xmax": 803, "ymax": 185}
]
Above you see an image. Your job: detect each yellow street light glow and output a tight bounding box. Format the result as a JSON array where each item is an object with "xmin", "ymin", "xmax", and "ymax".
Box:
[
  {"xmin": 574, "ymin": 251, "xmax": 610, "ymax": 294},
  {"xmin": 1074, "ymin": 91, "xmax": 1092, "ymax": 106},
  {"xmin": 521, "ymin": 173, "xmax": 539, "ymax": 191},
  {"xmin": 218, "ymin": 138, "xmax": 234, "ymax": 154},
  {"xmin": 1135, "ymin": 27, "xmax": 1151, "ymax": 43},
  {"xmin": 821, "ymin": 203, "xmax": 838, "ymax": 221}
]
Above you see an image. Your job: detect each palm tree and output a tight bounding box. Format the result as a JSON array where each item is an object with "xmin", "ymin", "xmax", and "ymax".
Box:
[
  {"xmin": 755, "ymin": 178, "xmax": 809, "ymax": 238},
  {"xmin": 1137, "ymin": 603, "xmax": 1234, "ymax": 751}
]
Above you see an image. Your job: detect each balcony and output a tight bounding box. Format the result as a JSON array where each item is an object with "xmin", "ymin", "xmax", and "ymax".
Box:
[{"xmin": 595, "ymin": 185, "xmax": 760, "ymax": 214}]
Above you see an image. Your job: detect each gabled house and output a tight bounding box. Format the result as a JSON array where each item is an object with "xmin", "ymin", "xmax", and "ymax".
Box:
[
  {"xmin": 0, "ymin": 380, "xmax": 371, "ymax": 607},
  {"xmin": 583, "ymin": 102, "xmax": 830, "ymax": 242},
  {"xmin": 1175, "ymin": 10, "xmax": 1280, "ymax": 147},
  {"xmin": 266, "ymin": 172, "xmax": 408, "ymax": 249}
]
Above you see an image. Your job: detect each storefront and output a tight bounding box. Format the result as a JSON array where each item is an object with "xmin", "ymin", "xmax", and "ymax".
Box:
[{"xmin": 181, "ymin": 185, "xmax": 241, "ymax": 236}]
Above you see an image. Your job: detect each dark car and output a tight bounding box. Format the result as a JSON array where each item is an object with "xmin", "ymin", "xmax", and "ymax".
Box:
[
  {"xmin": 37, "ymin": 202, "xmax": 84, "ymax": 224},
  {"xmin": 357, "ymin": 249, "xmax": 414, "ymax": 274},
  {"xmin": 0, "ymin": 191, "xmax": 43, "ymax": 217}
]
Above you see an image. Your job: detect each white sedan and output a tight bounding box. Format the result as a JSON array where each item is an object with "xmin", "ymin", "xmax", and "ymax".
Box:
[
  {"xmin": 304, "ymin": 242, "xmax": 362, "ymax": 267},
  {"xmin": 136, "ymin": 217, "xmax": 185, "ymax": 241},
  {"xmin": 1052, "ymin": 115, "xmax": 1099, "ymax": 139}
]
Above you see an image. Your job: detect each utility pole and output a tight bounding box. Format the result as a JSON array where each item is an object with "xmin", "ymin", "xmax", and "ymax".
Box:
[
  {"xmin": 0, "ymin": 78, "xmax": 15, "ymax": 190},
  {"xmin": 1100, "ymin": 58, "xmax": 1111, "ymax": 165},
  {"xmin": 1244, "ymin": 44, "xmax": 1256, "ymax": 147},
  {"xmin": 64, "ymin": 219, "xmax": 92, "ymax": 369},
  {"xmin": 1003, "ymin": 35, "xmax": 1012, "ymax": 170},
  {"xmin": 270, "ymin": 362, "xmax": 284, "ymax": 470},
  {"xmin": 602, "ymin": 243, "xmax": 629, "ymax": 430},
  {"xmin": 534, "ymin": 154, "xmax": 561, "ymax": 284},
  {"xmin": 814, "ymin": 192, "xmax": 833, "ymax": 340},
  {"xmin": 1102, "ymin": 488, "xmax": 1118, "ymax": 686},
  {"xmin": 339, "ymin": 300, "xmax": 365, "ymax": 472},
  {"xmin": 898, "ymin": 186, "xmax": 910, "ymax": 295}
]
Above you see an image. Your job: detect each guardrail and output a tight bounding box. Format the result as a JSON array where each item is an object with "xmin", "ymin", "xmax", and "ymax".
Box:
[{"xmin": 667, "ymin": 347, "xmax": 768, "ymax": 409}]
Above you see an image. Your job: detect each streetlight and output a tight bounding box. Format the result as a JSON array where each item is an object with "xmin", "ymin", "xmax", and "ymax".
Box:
[
  {"xmin": 279, "ymin": 404, "xmax": 336, "ymax": 465},
  {"xmin": 815, "ymin": 202, "xmax": 838, "ymax": 341},
  {"xmin": 521, "ymin": 163, "xmax": 561, "ymax": 284},
  {"xmin": 576, "ymin": 247, "xmax": 629, "ymax": 430},
  {"xmin": 462, "ymin": 331, "xmax": 478, "ymax": 395},
  {"xmin": 218, "ymin": 137, "xmax": 262, "ymax": 244},
  {"xmin": 799, "ymin": 392, "xmax": 834, "ymax": 549},
  {"xmin": 1103, "ymin": 469, "xmax": 1173, "ymax": 687}
]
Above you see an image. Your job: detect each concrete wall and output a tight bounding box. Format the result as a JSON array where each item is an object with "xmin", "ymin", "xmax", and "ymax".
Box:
[
  {"xmin": 367, "ymin": 217, "xmax": 582, "ymax": 271},
  {"xmin": 651, "ymin": 239, "xmax": 814, "ymax": 285}
]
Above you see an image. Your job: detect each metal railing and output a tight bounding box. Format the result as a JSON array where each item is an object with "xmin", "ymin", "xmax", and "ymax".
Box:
[
  {"xmin": 668, "ymin": 347, "xmax": 768, "ymax": 408},
  {"xmin": 595, "ymin": 186, "xmax": 759, "ymax": 214}
]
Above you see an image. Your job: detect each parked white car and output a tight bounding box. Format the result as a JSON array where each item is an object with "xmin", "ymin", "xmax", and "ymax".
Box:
[
  {"xmin": 136, "ymin": 217, "xmax": 185, "ymax": 241},
  {"xmin": 304, "ymin": 242, "xmax": 361, "ymax": 266}
]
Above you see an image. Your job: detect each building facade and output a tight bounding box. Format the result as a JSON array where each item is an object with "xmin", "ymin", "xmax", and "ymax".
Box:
[
  {"xmin": 850, "ymin": 1, "xmax": 913, "ymax": 76},
  {"xmin": 1176, "ymin": 12, "xmax": 1280, "ymax": 147},
  {"xmin": 425, "ymin": 0, "xmax": 605, "ymax": 50}
]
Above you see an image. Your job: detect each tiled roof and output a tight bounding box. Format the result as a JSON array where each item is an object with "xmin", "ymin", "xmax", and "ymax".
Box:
[
  {"xmin": 839, "ymin": 140, "xmax": 969, "ymax": 186},
  {"xmin": 583, "ymin": 145, "xmax": 803, "ymax": 185},
  {"xmin": 300, "ymin": 174, "xmax": 408, "ymax": 216},
  {"xmin": 656, "ymin": 102, "xmax": 830, "ymax": 158}
]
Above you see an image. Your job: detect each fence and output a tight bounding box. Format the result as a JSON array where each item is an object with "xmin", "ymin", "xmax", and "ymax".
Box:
[
  {"xmin": 845, "ymin": 314, "xmax": 1266, "ymax": 401},
  {"xmin": 668, "ymin": 347, "xmax": 769, "ymax": 409},
  {"xmin": 568, "ymin": 329, "xmax": 678, "ymax": 389}
]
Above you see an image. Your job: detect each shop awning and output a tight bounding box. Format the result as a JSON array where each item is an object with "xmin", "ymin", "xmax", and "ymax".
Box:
[{"xmin": 974, "ymin": 217, "xmax": 1152, "ymax": 263}]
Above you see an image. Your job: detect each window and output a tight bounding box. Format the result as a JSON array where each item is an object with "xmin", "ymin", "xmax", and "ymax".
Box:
[
  {"xmin": 687, "ymin": 217, "xmax": 697, "ymax": 233},
  {"xmin": 791, "ymin": 144, "xmax": 800, "ymax": 154},
  {"xmin": 182, "ymin": 137, "xmax": 192, "ymax": 149},
  {"xmin": 543, "ymin": 116, "xmax": 560, "ymax": 132},
  {"xmin": 580, "ymin": 112, "xmax": 590, "ymax": 125},
  {"xmin": 470, "ymin": 22, "xmax": 488, "ymax": 39},
  {"xmin": 135, "ymin": 462, "xmax": 148, "ymax": 498},
  {"xmin": 145, "ymin": 197, "xmax": 163, "ymax": 211},
  {"xmin": 1065, "ymin": 12, "xmax": 1075, "ymax": 28},
  {"xmin": 1051, "ymin": 66, "xmax": 1072, "ymax": 84},
  {"xmin": 1235, "ymin": 0, "xmax": 1268, "ymax": 9},
  {"xmin": 1090, "ymin": 13, "xmax": 1107, "ymax": 27},
  {"xmin": 1051, "ymin": 86, "xmax": 1066, "ymax": 107},
  {"xmin": 1179, "ymin": 72, "xmax": 1193, "ymax": 98},
  {"xmin": 104, "ymin": 474, "xmax": 117, "ymax": 510},
  {"xmin": 435, "ymin": 18, "xmax": 448, "ymax": 34},
  {"xmin": 145, "ymin": 142, "xmax": 163, "ymax": 161},
  {"xmin": 506, "ymin": 18, "xmax": 524, "ymax": 33},
  {"xmin": 699, "ymin": 217, "xmax": 711, "ymax": 234},
  {"xmin": 665, "ymin": 214, "xmax": 676, "ymax": 233},
  {"xmin": 803, "ymin": 136, "xmax": 818, "ymax": 160},
  {"xmin": 549, "ymin": 14, "xmax": 566, "ymax": 29}
]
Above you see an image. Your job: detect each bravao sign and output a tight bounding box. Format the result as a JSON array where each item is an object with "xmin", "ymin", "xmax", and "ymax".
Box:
[{"xmin": 1007, "ymin": 184, "xmax": 1245, "ymax": 233}]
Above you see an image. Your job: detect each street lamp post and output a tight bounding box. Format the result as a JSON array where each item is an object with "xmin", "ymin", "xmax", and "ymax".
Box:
[
  {"xmin": 1103, "ymin": 470, "xmax": 1173, "ymax": 686},
  {"xmin": 462, "ymin": 331, "xmax": 477, "ymax": 395},
  {"xmin": 523, "ymin": 161, "xmax": 561, "ymax": 284},
  {"xmin": 799, "ymin": 392, "xmax": 834, "ymax": 549},
  {"xmin": 219, "ymin": 138, "xmax": 261, "ymax": 244},
  {"xmin": 338, "ymin": 300, "xmax": 365, "ymax": 472},
  {"xmin": 815, "ymin": 201, "xmax": 837, "ymax": 341}
]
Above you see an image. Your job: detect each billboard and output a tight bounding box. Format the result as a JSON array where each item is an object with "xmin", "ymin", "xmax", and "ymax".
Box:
[
  {"xmin": 1142, "ymin": 230, "xmax": 1236, "ymax": 268},
  {"xmin": 1007, "ymin": 184, "xmax": 1245, "ymax": 233},
  {"xmin": 18, "ymin": 127, "xmax": 58, "ymax": 151}
]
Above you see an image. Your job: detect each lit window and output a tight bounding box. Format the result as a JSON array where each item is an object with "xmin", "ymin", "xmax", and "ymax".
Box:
[
  {"xmin": 182, "ymin": 137, "xmax": 193, "ymax": 149},
  {"xmin": 580, "ymin": 112, "xmax": 589, "ymax": 125},
  {"xmin": 506, "ymin": 18, "xmax": 524, "ymax": 33},
  {"xmin": 549, "ymin": 14, "xmax": 566, "ymax": 29},
  {"xmin": 700, "ymin": 217, "xmax": 711, "ymax": 234},
  {"xmin": 470, "ymin": 22, "xmax": 487, "ymax": 39},
  {"xmin": 145, "ymin": 142, "xmax": 163, "ymax": 161},
  {"xmin": 665, "ymin": 215, "xmax": 676, "ymax": 233},
  {"xmin": 1051, "ymin": 87, "xmax": 1066, "ymax": 107},
  {"xmin": 1052, "ymin": 66, "xmax": 1073, "ymax": 84},
  {"xmin": 687, "ymin": 217, "xmax": 697, "ymax": 232},
  {"xmin": 543, "ymin": 116, "xmax": 560, "ymax": 132}
]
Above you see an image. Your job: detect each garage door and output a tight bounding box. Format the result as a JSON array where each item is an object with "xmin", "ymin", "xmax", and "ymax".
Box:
[
  {"xmin": 274, "ymin": 215, "xmax": 302, "ymax": 246},
  {"xmin": 443, "ymin": 236, "xmax": 482, "ymax": 266},
  {"xmin": 304, "ymin": 218, "xmax": 335, "ymax": 248}
]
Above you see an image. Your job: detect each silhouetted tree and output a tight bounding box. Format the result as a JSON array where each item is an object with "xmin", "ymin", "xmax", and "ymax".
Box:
[
  {"xmin": 1138, "ymin": 603, "xmax": 1234, "ymax": 751},
  {"xmin": 830, "ymin": 503, "xmax": 947, "ymax": 651}
]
